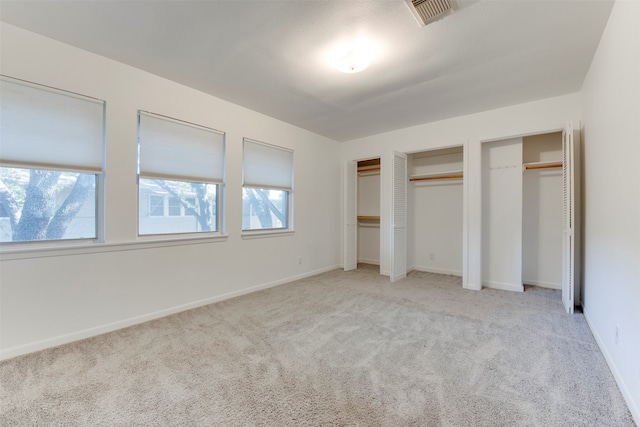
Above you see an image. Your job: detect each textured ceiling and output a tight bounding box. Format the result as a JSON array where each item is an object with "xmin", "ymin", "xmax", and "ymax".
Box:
[{"xmin": 0, "ymin": 0, "xmax": 614, "ymax": 142}]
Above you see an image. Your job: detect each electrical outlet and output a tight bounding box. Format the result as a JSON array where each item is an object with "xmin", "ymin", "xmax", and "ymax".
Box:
[
  {"xmin": 615, "ymin": 325, "xmax": 620, "ymax": 347},
  {"xmin": 298, "ymin": 257, "xmax": 302, "ymax": 265},
  {"xmin": 429, "ymin": 253, "xmax": 435, "ymax": 261}
]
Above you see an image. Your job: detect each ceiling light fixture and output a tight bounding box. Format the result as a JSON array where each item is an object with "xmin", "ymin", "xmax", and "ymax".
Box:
[
  {"xmin": 335, "ymin": 49, "xmax": 370, "ymax": 73},
  {"xmin": 330, "ymin": 40, "xmax": 376, "ymax": 74}
]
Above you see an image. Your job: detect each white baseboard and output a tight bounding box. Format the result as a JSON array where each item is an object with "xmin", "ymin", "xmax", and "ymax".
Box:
[
  {"xmin": 412, "ymin": 265, "xmax": 462, "ymax": 277},
  {"xmin": 482, "ymin": 280, "xmax": 524, "ymax": 292},
  {"xmin": 357, "ymin": 258, "xmax": 380, "ymax": 265},
  {"xmin": 583, "ymin": 307, "xmax": 639, "ymax": 426},
  {"xmin": 523, "ymin": 279, "xmax": 561, "ymax": 290},
  {"xmin": 0, "ymin": 264, "xmax": 340, "ymax": 361}
]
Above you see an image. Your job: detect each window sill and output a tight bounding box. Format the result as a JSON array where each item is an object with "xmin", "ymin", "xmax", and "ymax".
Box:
[
  {"xmin": 241, "ymin": 229, "xmax": 295, "ymax": 240},
  {"xmin": 0, "ymin": 234, "xmax": 228, "ymax": 261}
]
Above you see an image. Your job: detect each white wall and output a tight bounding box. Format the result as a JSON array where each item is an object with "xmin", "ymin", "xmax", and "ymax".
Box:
[
  {"xmin": 410, "ymin": 181, "xmax": 462, "ymax": 275},
  {"xmin": 580, "ymin": 0, "xmax": 640, "ymax": 422},
  {"xmin": 358, "ymin": 173, "xmax": 380, "ymax": 216},
  {"xmin": 341, "ymin": 93, "xmax": 580, "ymax": 285},
  {"xmin": 0, "ymin": 24, "xmax": 342, "ymax": 359},
  {"xmin": 522, "ymin": 169, "xmax": 562, "ymax": 288},
  {"xmin": 481, "ymin": 138, "xmax": 523, "ymax": 291}
]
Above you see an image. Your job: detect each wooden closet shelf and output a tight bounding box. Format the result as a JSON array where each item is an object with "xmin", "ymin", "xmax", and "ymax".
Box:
[
  {"xmin": 358, "ymin": 167, "xmax": 381, "ymax": 173},
  {"xmin": 409, "ymin": 173, "xmax": 463, "ymax": 182},
  {"xmin": 357, "ymin": 215, "xmax": 380, "ymax": 221},
  {"xmin": 524, "ymin": 161, "xmax": 563, "ymax": 170}
]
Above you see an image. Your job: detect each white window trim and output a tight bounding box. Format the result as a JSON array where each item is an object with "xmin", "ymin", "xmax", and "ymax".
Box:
[
  {"xmin": 241, "ymin": 229, "xmax": 295, "ymax": 240},
  {"xmin": 0, "ymin": 233, "xmax": 229, "ymax": 261}
]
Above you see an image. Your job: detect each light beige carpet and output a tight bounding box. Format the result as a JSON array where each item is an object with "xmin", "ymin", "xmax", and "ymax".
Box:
[{"xmin": 0, "ymin": 265, "xmax": 635, "ymax": 426}]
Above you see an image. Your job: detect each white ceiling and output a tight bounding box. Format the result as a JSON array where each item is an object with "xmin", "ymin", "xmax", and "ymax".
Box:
[{"xmin": 0, "ymin": 0, "xmax": 614, "ymax": 142}]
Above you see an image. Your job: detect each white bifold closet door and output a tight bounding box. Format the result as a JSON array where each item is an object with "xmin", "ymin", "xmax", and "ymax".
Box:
[
  {"xmin": 344, "ymin": 161, "xmax": 358, "ymax": 271},
  {"xmin": 391, "ymin": 151, "xmax": 408, "ymax": 282},
  {"xmin": 562, "ymin": 122, "xmax": 580, "ymax": 313}
]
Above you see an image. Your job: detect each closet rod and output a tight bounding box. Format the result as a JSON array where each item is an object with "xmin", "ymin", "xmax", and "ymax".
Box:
[
  {"xmin": 358, "ymin": 167, "xmax": 381, "ymax": 173},
  {"xmin": 524, "ymin": 162, "xmax": 563, "ymax": 170},
  {"xmin": 409, "ymin": 174, "xmax": 463, "ymax": 182}
]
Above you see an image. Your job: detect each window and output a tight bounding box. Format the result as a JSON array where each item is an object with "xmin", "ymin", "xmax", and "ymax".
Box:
[
  {"xmin": 242, "ymin": 138, "xmax": 293, "ymax": 231},
  {"xmin": 149, "ymin": 195, "xmax": 165, "ymax": 217},
  {"xmin": 137, "ymin": 111, "xmax": 224, "ymax": 236},
  {"xmin": 0, "ymin": 76, "xmax": 105, "ymax": 243},
  {"xmin": 168, "ymin": 196, "xmax": 181, "ymax": 216},
  {"xmin": 147, "ymin": 195, "xmax": 200, "ymax": 218}
]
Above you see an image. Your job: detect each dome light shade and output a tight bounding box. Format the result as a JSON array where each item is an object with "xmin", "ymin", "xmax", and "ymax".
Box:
[
  {"xmin": 335, "ymin": 49, "xmax": 370, "ymax": 73},
  {"xmin": 330, "ymin": 40, "xmax": 376, "ymax": 74}
]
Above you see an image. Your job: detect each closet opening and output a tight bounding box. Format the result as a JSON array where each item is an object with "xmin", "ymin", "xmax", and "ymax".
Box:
[
  {"xmin": 522, "ymin": 132, "xmax": 563, "ymax": 291},
  {"xmin": 407, "ymin": 146, "xmax": 464, "ymax": 280},
  {"xmin": 357, "ymin": 158, "xmax": 381, "ymax": 272},
  {"xmin": 480, "ymin": 125, "xmax": 580, "ymax": 313}
]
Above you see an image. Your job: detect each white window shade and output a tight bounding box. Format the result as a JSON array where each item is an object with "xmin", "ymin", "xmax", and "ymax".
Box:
[
  {"xmin": 243, "ymin": 138, "xmax": 293, "ymax": 190},
  {"xmin": 0, "ymin": 76, "xmax": 105, "ymax": 173},
  {"xmin": 138, "ymin": 112, "xmax": 225, "ymax": 183}
]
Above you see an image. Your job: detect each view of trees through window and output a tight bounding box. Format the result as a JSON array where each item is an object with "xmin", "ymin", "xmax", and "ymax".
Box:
[
  {"xmin": 0, "ymin": 167, "xmax": 97, "ymax": 242},
  {"xmin": 0, "ymin": 168, "xmax": 292, "ymax": 241},
  {"xmin": 242, "ymin": 188, "xmax": 288, "ymax": 230},
  {"xmin": 0, "ymin": 168, "xmax": 226, "ymax": 241}
]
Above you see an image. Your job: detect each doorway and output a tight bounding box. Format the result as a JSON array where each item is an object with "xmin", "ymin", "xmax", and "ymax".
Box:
[
  {"xmin": 344, "ymin": 157, "xmax": 382, "ymax": 274},
  {"xmin": 357, "ymin": 158, "xmax": 381, "ymax": 268}
]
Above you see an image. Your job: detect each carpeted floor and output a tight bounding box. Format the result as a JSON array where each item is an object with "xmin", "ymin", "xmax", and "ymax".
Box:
[{"xmin": 0, "ymin": 264, "xmax": 635, "ymax": 426}]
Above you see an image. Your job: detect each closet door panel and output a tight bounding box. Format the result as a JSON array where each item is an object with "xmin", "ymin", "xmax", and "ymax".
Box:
[
  {"xmin": 344, "ymin": 161, "xmax": 357, "ymax": 271},
  {"xmin": 391, "ymin": 151, "xmax": 407, "ymax": 282},
  {"xmin": 561, "ymin": 122, "xmax": 580, "ymax": 313}
]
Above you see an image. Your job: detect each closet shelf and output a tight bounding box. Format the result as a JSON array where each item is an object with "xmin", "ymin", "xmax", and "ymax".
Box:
[
  {"xmin": 358, "ymin": 167, "xmax": 381, "ymax": 174},
  {"xmin": 357, "ymin": 215, "xmax": 380, "ymax": 221},
  {"xmin": 523, "ymin": 161, "xmax": 563, "ymax": 170},
  {"xmin": 409, "ymin": 170, "xmax": 463, "ymax": 182}
]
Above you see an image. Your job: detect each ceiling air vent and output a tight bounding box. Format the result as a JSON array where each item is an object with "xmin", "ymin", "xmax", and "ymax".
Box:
[{"xmin": 405, "ymin": 0, "xmax": 456, "ymax": 27}]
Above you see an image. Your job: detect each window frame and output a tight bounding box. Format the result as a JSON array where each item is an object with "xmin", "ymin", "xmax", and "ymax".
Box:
[
  {"xmin": 136, "ymin": 110, "xmax": 226, "ymax": 239},
  {"xmin": 0, "ymin": 75, "xmax": 106, "ymax": 247},
  {"xmin": 241, "ymin": 138, "xmax": 294, "ymax": 237}
]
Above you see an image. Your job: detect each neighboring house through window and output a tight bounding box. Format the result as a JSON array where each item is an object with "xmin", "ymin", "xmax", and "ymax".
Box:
[{"xmin": 148, "ymin": 195, "xmax": 197, "ymax": 217}]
